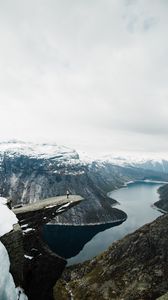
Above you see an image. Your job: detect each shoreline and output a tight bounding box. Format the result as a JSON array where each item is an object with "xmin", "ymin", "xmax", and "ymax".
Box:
[
  {"xmin": 45, "ymin": 216, "xmax": 127, "ymax": 227},
  {"xmin": 107, "ymin": 179, "xmax": 168, "ymax": 196},
  {"xmin": 151, "ymin": 203, "xmax": 167, "ymax": 214},
  {"xmin": 125, "ymin": 179, "xmax": 168, "ymax": 187}
]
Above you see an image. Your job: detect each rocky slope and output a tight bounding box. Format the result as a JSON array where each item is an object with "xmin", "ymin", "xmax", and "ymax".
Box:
[
  {"xmin": 155, "ymin": 184, "xmax": 168, "ymax": 212},
  {"xmin": 55, "ymin": 212, "xmax": 168, "ymax": 300},
  {"xmin": 0, "ymin": 223, "xmax": 24, "ymax": 287}
]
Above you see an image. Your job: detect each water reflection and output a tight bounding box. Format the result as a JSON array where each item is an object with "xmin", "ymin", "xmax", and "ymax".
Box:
[
  {"xmin": 68, "ymin": 181, "xmax": 163, "ymax": 265},
  {"xmin": 43, "ymin": 181, "xmax": 163, "ymax": 265},
  {"xmin": 43, "ymin": 220, "xmax": 124, "ymax": 259}
]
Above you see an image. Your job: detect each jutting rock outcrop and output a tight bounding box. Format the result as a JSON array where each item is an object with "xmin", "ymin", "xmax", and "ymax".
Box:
[{"xmin": 14, "ymin": 195, "xmax": 83, "ymax": 300}]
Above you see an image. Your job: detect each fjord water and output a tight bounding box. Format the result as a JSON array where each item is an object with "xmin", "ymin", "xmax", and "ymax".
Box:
[{"xmin": 43, "ymin": 181, "xmax": 163, "ymax": 265}]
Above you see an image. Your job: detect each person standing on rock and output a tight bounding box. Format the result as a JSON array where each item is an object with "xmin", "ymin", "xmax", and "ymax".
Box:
[{"xmin": 66, "ymin": 190, "xmax": 70, "ymax": 199}]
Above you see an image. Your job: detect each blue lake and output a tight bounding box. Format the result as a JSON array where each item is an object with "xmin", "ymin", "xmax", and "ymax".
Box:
[{"xmin": 43, "ymin": 181, "xmax": 163, "ymax": 265}]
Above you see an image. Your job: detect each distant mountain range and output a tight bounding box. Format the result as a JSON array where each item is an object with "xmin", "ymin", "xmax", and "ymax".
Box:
[
  {"xmin": 0, "ymin": 140, "xmax": 167, "ymax": 224},
  {"xmin": 97, "ymin": 153, "xmax": 168, "ymax": 173},
  {"xmin": 1, "ymin": 140, "xmax": 168, "ymax": 173}
]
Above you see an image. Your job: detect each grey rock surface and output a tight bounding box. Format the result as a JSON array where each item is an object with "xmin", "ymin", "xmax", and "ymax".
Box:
[{"xmin": 0, "ymin": 223, "xmax": 24, "ymax": 286}]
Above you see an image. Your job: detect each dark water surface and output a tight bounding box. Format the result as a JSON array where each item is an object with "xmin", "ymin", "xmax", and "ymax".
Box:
[{"xmin": 43, "ymin": 181, "xmax": 163, "ymax": 265}]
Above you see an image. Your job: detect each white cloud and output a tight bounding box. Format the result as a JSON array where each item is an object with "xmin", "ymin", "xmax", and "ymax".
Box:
[{"xmin": 0, "ymin": 0, "xmax": 168, "ymax": 154}]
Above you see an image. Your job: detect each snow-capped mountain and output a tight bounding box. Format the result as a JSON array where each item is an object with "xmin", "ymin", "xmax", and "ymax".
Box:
[
  {"xmin": 95, "ymin": 152, "xmax": 168, "ymax": 173},
  {"xmin": 0, "ymin": 141, "xmax": 167, "ymax": 205},
  {"xmin": 0, "ymin": 140, "xmax": 79, "ymax": 161},
  {"xmin": 1, "ymin": 141, "xmax": 168, "ymax": 173},
  {"xmin": 0, "ymin": 140, "xmax": 85, "ymax": 177}
]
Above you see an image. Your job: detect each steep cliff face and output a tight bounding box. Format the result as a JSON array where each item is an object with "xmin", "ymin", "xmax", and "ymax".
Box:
[
  {"xmin": 0, "ymin": 154, "xmax": 127, "ymax": 204},
  {"xmin": 52, "ymin": 201, "xmax": 127, "ymax": 225},
  {"xmin": 0, "ymin": 241, "xmax": 19, "ymax": 300},
  {"xmin": 0, "ymin": 142, "xmax": 84, "ymax": 204},
  {"xmin": 55, "ymin": 213, "xmax": 168, "ymax": 300},
  {"xmin": 0, "ymin": 195, "xmax": 83, "ymax": 300},
  {"xmin": 0, "ymin": 224, "xmax": 24, "ymax": 286},
  {"xmin": 88, "ymin": 161, "xmax": 168, "ymax": 193},
  {"xmin": 14, "ymin": 195, "xmax": 83, "ymax": 300}
]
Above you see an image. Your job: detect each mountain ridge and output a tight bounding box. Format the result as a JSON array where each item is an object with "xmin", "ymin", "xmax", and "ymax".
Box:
[{"xmin": 0, "ymin": 140, "xmax": 168, "ymax": 225}]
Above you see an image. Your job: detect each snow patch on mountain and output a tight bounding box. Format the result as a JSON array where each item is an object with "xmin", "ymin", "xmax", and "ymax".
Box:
[
  {"xmin": 0, "ymin": 140, "xmax": 78, "ymax": 161},
  {"xmin": 79, "ymin": 150, "xmax": 168, "ymax": 171},
  {"xmin": 100, "ymin": 154, "xmax": 166, "ymax": 166},
  {"xmin": 0, "ymin": 241, "xmax": 18, "ymax": 300},
  {"xmin": 0, "ymin": 197, "xmax": 27, "ymax": 299},
  {"xmin": 0, "ymin": 197, "xmax": 18, "ymax": 237},
  {"xmin": 0, "ymin": 242, "xmax": 28, "ymax": 300},
  {"xmin": 1, "ymin": 141, "xmax": 168, "ymax": 176},
  {"xmin": 2, "ymin": 141, "xmax": 168, "ymax": 169}
]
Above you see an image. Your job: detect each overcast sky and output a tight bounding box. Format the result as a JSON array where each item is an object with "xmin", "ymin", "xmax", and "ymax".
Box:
[{"xmin": 0, "ymin": 0, "xmax": 168, "ymax": 154}]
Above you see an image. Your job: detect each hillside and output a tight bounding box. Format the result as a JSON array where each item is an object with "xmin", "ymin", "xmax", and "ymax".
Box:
[{"xmin": 55, "ymin": 212, "xmax": 168, "ymax": 300}]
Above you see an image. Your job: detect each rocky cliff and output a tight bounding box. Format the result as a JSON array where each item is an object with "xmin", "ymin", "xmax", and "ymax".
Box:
[
  {"xmin": 0, "ymin": 223, "xmax": 24, "ymax": 287},
  {"xmin": 0, "ymin": 195, "xmax": 84, "ymax": 300},
  {"xmin": 55, "ymin": 212, "xmax": 168, "ymax": 300},
  {"xmin": 14, "ymin": 195, "xmax": 83, "ymax": 300}
]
